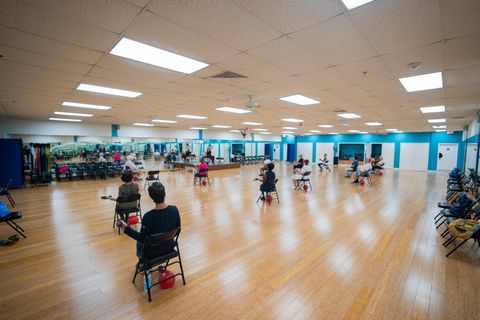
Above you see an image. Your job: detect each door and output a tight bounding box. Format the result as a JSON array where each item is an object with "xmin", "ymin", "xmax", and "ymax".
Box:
[
  {"xmin": 283, "ymin": 143, "xmax": 288, "ymax": 161},
  {"xmin": 245, "ymin": 143, "xmax": 254, "ymax": 156},
  {"xmin": 257, "ymin": 143, "xmax": 265, "ymax": 156},
  {"xmin": 219, "ymin": 143, "xmax": 229, "ymax": 160},
  {"xmin": 287, "ymin": 144, "xmax": 296, "ymax": 162},
  {"xmin": 273, "ymin": 143, "xmax": 280, "ymax": 160},
  {"xmin": 400, "ymin": 143, "xmax": 429, "ymax": 171},
  {"xmin": 437, "ymin": 143, "xmax": 458, "ymax": 171},
  {"xmin": 264, "ymin": 144, "xmax": 273, "ymax": 159},
  {"xmin": 380, "ymin": 143, "xmax": 395, "ymax": 168},
  {"xmin": 297, "ymin": 142, "xmax": 313, "ymax": 163},
  {"xmin": 465, "ymin": 143, "xmax": 477, "ymax": 171}
]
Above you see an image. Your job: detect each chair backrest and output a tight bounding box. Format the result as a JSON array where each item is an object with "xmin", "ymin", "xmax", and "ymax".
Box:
[
  {"xmin": 198, "ymin": 168, "xmax": 208, "ymax": 174},
  {"xmin": 147, "ymin": 170, "xmax": 160, "ymax": 175},
  {"xmin": 302, "ymin": 170, "xmax": 312, "ymax": 177},
  {"xmin": 144, "ymin": 228, "xmax": 180, "ymax": 246},
  {"xmin": 116, "ymin": 193, "xmax": 141, "ymax": 204}
]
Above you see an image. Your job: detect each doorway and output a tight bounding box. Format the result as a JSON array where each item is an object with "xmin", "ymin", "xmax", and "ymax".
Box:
[{"xmin": 438, "ymin": 143, "xmax": 458, "ymax": 171}]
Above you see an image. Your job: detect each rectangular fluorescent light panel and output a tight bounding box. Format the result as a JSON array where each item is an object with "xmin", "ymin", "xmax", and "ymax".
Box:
[
  {"xmin": 318, "ymin": 125, "xmax": 333, "ymax": 128},
  {"xmin": 133, "ymin": 123, "xmax": 154, "ymax": 126},
  {"xmin": 428, "ymin": 119, "xmax": 446, "ymax": 123},
  {"xmin": 49, "ymin": 117, "xmax": 82, "ymax": 122},
  {"xmin": 62, "ymin": 101, "xmax": 111, "ymax": 110},
  {"xmin": 309, "ymin": 130, "xmax": 322, "ymax": 133},
  {"xmin": 432, "ymin": 125, "xmax": 446, "ymax": 129},
  {"xmin": 399, "ymin": 72, "xmax": 443, "ymax": 92},
  {"xmin": 152, "ymin": 119, "xmax": 177, "ymax": 123},
  {"xmin": 420, "ymin": 105, "xmax": 445, "ymax": 113},
  {"xmin": 190, "ymin": 127, "xmax": 207, "ymax": 130},
  {"xmin": 177, "ymin": 114, "xmax": 207, "ymax": 119},
  {"xmin": 435, "ymin": 130, "xmax": 446, "ymax": 132},
  {"xmin": 283, "ymin": 131, "xmax": 295, "ymax": 134},
  {"xmin": 253, "ymin": 128, "xmax": 268, "ymax": 131},
  {"xmin": 230, "ymin": 130, "xmax": 241, "ymax": 133},
  {"xmin": 216, "ymin": 107, "xmax": 250, "ymax": 114},
  {"xmin": 359, "ymin": 132, "xmax": 369, "ymax": 134},
  {"xmin": 211, "ymin": 125, "xmax": 232, "ymax": 128},
  {"xmin": 281, "ymin": 118, "xmax": 304, "ymax": 123},
  {"xmin": 77, "ymin": 84, "xmax": 142, "ymax": 98},
  {"xmin": 328, "ymin": 132, "xmax": 339, "ymax": 135},
  {"xmin": 242, "ymin": 122, "xmax": 262, "ymax": 126},
  {"xmin": 54, "ymin": 111, "xmax": 93, "ymax": 117},
  {"xmin": 279, "ymin": 94, "xmax": 320, "ymax": 105},
  {"xmin": 338, "ymin": 113, "xmax": 361, "ymax": 119},
  {"xmin": 394, "ymin": 131, "xmax": 404, "ymax": 133},
  {"xmin": 258, "ymin": 132, "xmax": 271, "ymax": 135},
  {"xmin": 386, "ymin": 128, "xmax": 398, "ymax": 132},
  {"xmin": 110, "ymin": 37, "xmax": 209, "ymax": 74},
  {"xmin": 283, "ymin": 127, "xmax": 298, "ymax": 130},
  {"xmin": 365, "ymin": 122, "xmax": 382, "ymax": 126},
  {"xmin": 341, "ymin": 0, "xmax": 375, "ymax": 10},
  {"xmin": 348, "ymin": 130, "xmax": 360, "ymax": 133}
]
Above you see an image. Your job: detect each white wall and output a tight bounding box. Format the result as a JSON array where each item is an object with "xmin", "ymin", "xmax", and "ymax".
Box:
[
  {"xmin": 297, "ymin": 142, "xmax": 313, "ymax": 163},
  {"xmin": 380, "ymin": 143, "xmax": 395, "ymax": 169},
  {"xmin": 0, "ymin": 118, "xmax": 110, "ymax": 137},
  {"xmin": 400, "ymin": 143, "xmax": 430, "ymax": 171},
  {"xmin": 219, "ymin": 143, "xmax": 229, "ymax": 159},
  {"xmin": 10, "ymin": 134, "xmax": 74, "ymax": 144},
  {"xmin": 467, "ymin": 118, "xmax": 479, "ymax": 139},
  {"xmin": 273, "ymin": 143, "xmax": 280, "ymax": 160},
  {"xmin": 245, "ymin": 142, "xmax": 254, "ymax": 156},
  {"xmin": 203, "ymin": 131, "xmax": 245, "ymax": 140},
  {"xmin": 465, "ymin": 143, "xmax": 477, "ymax": 170},
  {"xmin": 257, "ymin": 143, "xmax": 265, "ymax": 156},
  {"xmin": 316, "ymin": 143, "xmax": 334, "ymax": 164},
  {"xmin": 283, "ymin": 143, "xmax": 287, "ymax": 161}
]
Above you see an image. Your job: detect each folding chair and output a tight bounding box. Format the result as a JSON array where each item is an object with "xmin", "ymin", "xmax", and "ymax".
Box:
[
  {"xmin": 295, "ymin": 171, "xmax": 312, "ymax": 191},
  {"xmin": 360, "ymin": 171, "xmax": 372, "ymax": 185},
  {"xmin": 1, "ymin": 180, "xmax": 15, "ymax": 207},
  {"xmin": 257, "ymin": 179, "xmax": 279, "ymax": 205},
  {"xmin": 0, "ymin": 211, "xmax": 26, "ymax": 238},
  {"xmin": 113, "ymin": 194, "xmax": 142, "ymax": 234},
  {"xmin": 443, "ymin": 218, "xmax": 480, "ymax": 257},
  {"xmin": 193, "ymin": 168, "xmax": 210, "ymax": 186},
  {"xmin": 144, "ymin": 170, "xmax": 160, "ymax": 189},
  {"xmin": 132, "ymin": 228, "xmax": 186, "ymax": 301}
]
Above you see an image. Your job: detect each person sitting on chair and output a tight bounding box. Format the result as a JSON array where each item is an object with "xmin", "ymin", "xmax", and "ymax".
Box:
[
  {"xmin": 98, "ymin": 153, "xmax": 108, "ymax": 163},
  {"xmin": 352, "ymin": 158, "xmax": 372, "ymax": 183},
  {"xmin": 372, "ymin": 156, "xmax": 385, "ymax": 172},
  {"xmin": 318, "ymin": 153, "xmax": 330, "ymax": 172},
  {"xmin": 344, "ymin": 156, "xmax": 359, "ymax": 177},
  {"xmin": 125, "ymin": 155, "xmax": 141, "ymax": 175},
  {"xmin": 110, "ymin": 170, "xmax": 141, "ymax": 220},
  {"xmin": 195, "ymin": 158, "xmax": 208, "ymax": 181},
  {"xmin": 118, "ymin": 182, "xmax": 181, "ymax": 258},
  {"xmin": 292, "ymin": 159, "xmax": 311, "ymax": 188},
  {"xmin": 113, "ymin": 152, "xmax": 122, "ymax": 165},
  {"xmin": 259, "ymin": 163, "xmax": 276, "ymax": 200},
  {"xmin": 293, "ymin": 155, "xmax": 304, "ymax": 171}
]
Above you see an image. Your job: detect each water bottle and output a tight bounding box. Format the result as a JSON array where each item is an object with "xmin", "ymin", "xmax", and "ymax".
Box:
[{"xmin": 143, "ymin": 274, "xmax": 152, "ymax": 291}]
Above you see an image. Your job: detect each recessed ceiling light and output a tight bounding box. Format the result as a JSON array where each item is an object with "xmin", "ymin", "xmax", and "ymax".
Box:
[
  {"xmin": 230, "ymin": 129, "xmax": 241, "ymax": 133},
  {"xmin": 341, "ymin": 0, "xmax": 375, "ymax": 10},
  {"xmin": 62, "ymin": 101, "xmax": 111, "ymax": 110},
  {"xmin": 394, "ymin": 131, "xmax": 404, "ymax": 133},
  {"xmin": 338, "ymin": 113, "xmax": 361, "ymax": 119},
  {"xmin": 54, "ymin": 111, "xmax": 93, "ymax": 117},
  {"xmin": 216, "ymin": 107, "xmax": 251, "ymax": 114},
  {"xmin": 399, "ymin": 72, "xmax": 443, "ymax": 92},
  {"xmin": 435, "ymin": 130, "xmax": 446, "ymax": 132},
  {"xmin": 328, "ymin": 132, "xmax": 339, "ymax": 135},
  {"xmin": 359, "ymin": 132, "xmax": 369, "ymax": 134},
  {"xmin": 211, "ymin": 125, "xmax": 232, "ymax": 128},
  {"xmin": 190, "ymin": 127, "xmax": 207, "ymax": 130},
  {"xmin": 428, "ymin": 119, "xmax": 446, "ymax": 123},
  {"xmin": 281, "ymin": 118, "xmax": 304, "ymax": 123},
  {"xmin": 242, "ymin": 122, "xmax": 262, "ymax": 126},
  {"xmin": 133, "ymin": 123, "xmax": 154, "ymax": 126},
  {"xmin": 77, "ymin": 83, "xmax": 142, "ymax": 98},
  {"xmin": 348, "ymin": 130, "xmax": 360, "ymax": 133},
  {"xmin": 49, "ymin": 117, "xmax": 82, "ymax": 122},
  {"xmin": 110, "ymin": 37, "xmax": 209, "ymax": 74},
  {"xmin": 365, "ymin": 122, "xmax": 383, "ymax": 126},
  {"xmin": 253, "ymin": 128, "xmax": 268, "ymax": 131},
  {"xmin": 177, "ymin": 114, "xmax": 207, "ymax": 119},
  {"xmin": 309, "ymin": 130, "xmax": 322, "ymax": 133},
  {"xmin": 386, "ymin": 128, "xmax": 398, "ymax": 132},
  {"xmin": 279, "ymin": 94, "xmax": 320, "ymax": 105},
  {"xmin": 420, "ymin": 105, "xmax": 445, "ymax": 113},
  {"xmin": 152, "ymin": 119, "xmax": 178, "ymax": 123},
  {"xmin": 432, "ymin": 125, "xmax": 446, "ymax": 129},
  {"xmin": 283, "ymin": 127, "xmax": 298, "ymax": 130},
  {"xmin": 318, "ymin": 125, "xmax": 333, "ymax": 128},
  {"xmin": 283, "ymin": 131, "xmax": 295, "ymax": 134},
  {"xmin": 258, "ymin": 132, "xmax": 271, "ymax": 135}
]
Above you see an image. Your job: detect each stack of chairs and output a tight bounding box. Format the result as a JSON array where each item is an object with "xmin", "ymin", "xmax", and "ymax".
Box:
[
  {"xmin": 435, "ymin": 168, "xmax": 480, "ymax": 257},
  {"xmin": 52, "ymin": 163, "xmax": 126, "ymax": 182}
]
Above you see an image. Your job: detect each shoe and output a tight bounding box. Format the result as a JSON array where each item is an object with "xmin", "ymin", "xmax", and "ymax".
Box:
[
  {"xmin": 352, "ymin": 180, "xmax": 359, "ymax": 183},
  {"xmin": 260, "ymin": 196, "xmax": 265, "ymax": 201}
]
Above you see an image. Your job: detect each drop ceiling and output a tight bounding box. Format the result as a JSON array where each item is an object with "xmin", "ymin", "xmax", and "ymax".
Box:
[{"xmin": 0, "ymin": 0, "xmax": 479, "ymax": 135}]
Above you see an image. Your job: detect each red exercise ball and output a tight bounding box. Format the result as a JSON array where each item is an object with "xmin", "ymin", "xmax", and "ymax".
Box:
[
  {"xmin": 303, "ymin": 184, "xmax": 308, "ymax": 191},
  {"xmin": 379, "ymin": 171, "xmax": 383, "ymax": 176},
  {"xmin": 360, "ymin": 180, "xmax": 365, "ymax": 186},
  {"xmin": 127, "ymin": 216, "xmax": 139, "ymax": 225},
  {"xmin": 159, "ymin": 269, "xmax": 176, "ymax": 289},
  {"xmin": 202, "ymin": 180, "xmax": 207, "ymax": 186},
  {"xmin": 266, "ymin": 194, "xmax": 273, "ymax": 203}
]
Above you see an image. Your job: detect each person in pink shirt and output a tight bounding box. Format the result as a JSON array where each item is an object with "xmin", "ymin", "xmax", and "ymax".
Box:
[
  {"xmin": 114, "ymin": 152, "xmax": 122, "ymax": 165},
  {"xmin": 194, "ymin": 157, "xmax": 209, "ymax": 185}
]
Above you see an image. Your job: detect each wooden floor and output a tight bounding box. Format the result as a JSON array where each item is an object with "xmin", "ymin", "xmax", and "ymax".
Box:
[{"xmin": 1, "ymin": 163, "xmax": 479, "ymax": 320}]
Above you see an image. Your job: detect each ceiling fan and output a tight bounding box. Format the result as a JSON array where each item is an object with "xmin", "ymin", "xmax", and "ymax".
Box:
[{"xmin": 244, "ymin": 94, "xmax": 262, "ymax": 112}]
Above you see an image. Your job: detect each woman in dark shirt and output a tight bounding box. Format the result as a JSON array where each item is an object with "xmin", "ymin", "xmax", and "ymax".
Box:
[
  {"xmin": 119, "ymin": 182, "xmax": 181, "ymax": 258},
  {"xmin": 260, "ymin": 163, "xmax": 276, "ymax": 200}
]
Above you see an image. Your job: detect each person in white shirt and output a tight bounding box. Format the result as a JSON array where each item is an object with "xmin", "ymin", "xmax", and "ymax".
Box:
[
  {"xmin": 373, "ymin": 156, "xmax": 385, "ymax": 171},
  {"xmin": 292, "ymin": 159, "xmax": 312, "ymax": 188},
  {"xmin": 98, "ymin": 153, "xmax": 107, "ymax": 163},
  {"xmin": 318, "ymin": 153, "xmax": 330, "ymax": 172},
  {"xmin": 352, "ymin": 158, "xmax": 372, "ymax": 183},
  {"xmin": 124, "ymin": 155, "xmax": 140, "ymax": 174}
]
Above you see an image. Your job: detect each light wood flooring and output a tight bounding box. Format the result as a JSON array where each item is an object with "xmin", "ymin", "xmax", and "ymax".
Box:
[{"xmin": 0, "ymin": 163, "xmax": 479, "ymax": 320}]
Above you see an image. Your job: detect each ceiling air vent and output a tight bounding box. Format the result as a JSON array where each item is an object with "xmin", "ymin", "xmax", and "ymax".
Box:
[{"xmin": 211, "ymin": 71, "xmax": 247, "ymax": 79}]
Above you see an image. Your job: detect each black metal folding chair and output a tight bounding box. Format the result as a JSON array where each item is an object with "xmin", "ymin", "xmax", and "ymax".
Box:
[
  {"xmin": 1, "ymin": 180, "xmax": 15, "ymax": 207},
  {"xmin": 0, "ymin": 211, "xmax": 26, "ymax": 238},
  {"xmin": 295, "ymin": 171, "xmax": 312, "ymax": 191},
  {"xmin": 113, "ymin": 194, "xmax": 142, "ymax": 234},
  {"xmin": 144, "ymin": 170, "xmax": 160, "ymax": 189},
  {"xmin": 257, "ymin": 179, "xmax": 280, "ymax": 205},
  {"xmin": 132, "ymin": 228, "xmax": 186, "ymax": 301},
  {"xmin": 193, "ymin": 168, "xmax": 210, "ymax": 186}
]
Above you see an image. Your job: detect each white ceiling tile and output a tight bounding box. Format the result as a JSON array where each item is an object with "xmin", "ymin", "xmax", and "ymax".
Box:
[
  {"xmin": 22, "ymin": 0, "xmax": 141, "ymax": 33},
  {"xmin": 247, "ymin": 36, "xmax": 328, "ymax": 74},
  {"xmin": 445, "ymin": 33, "xmax": 480, "ymax": 69},
  {"xmin": 233, "ymin": 0, "xmax": 344, "ymax": 34},
  {"xmin": 350, "ymin": 0, "xmax": 441, "ymax": 54},
  {"xmin": 0, "ymin": 0, "xmax": 119, "ymax": 51},
  {"xmin": 299, "ymin": 67, "xmax": 355, "ymax": 89},
  {"xmin": 328, "ymin": 85, "xmax": 371, "ymax": 99},
  {"xmin": 334, "ymin": 56, "xmax": 394, "ymax": 84},
  {"xmin": 0, "ymin": 60, "xmax": 84, "ymax": 83},
  {"xmin": 290, "ymin": 14, "xmax": 377, "ymax": 65},
  {"xmin": 268, "ymin": 76, "xmax": 320, "ymax": 93},
  {"xmin": 442, "ymin": 0, "xmax": 480, "ymax": 39},
  {"xmin": 446, "ymin": 65, "xmax": 480, "ymax": 87},
  {"xmin": 216, "ymin": 53, "xmax": 289, "ymax": 82},
  {"xmin": 147, "ymin": 0, "xmax": 281, "ymax": 51}
]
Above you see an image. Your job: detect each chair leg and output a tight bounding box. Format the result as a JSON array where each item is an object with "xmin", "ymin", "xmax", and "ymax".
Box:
[
  {"xmin": 144, "ymin": 270, "xmax": 152, "ymax": 302},
  {"xmin": 132, "ymin": 262, "xmax": 140, "ymax": 283},
  {"xmin": 6, "ymin": 193, "xmax": 15, "ymax": 207},
  {"xmin": 207, "ymin": 177, "xmax": 210, "ymax": 185},
  {"xmin": 177, "ymin": 248, "xmax": 186, "ymax": 285},
  {"xmin": 5, "ymin": 220, "xmax": 26, "ymax": 238},
  {"xmin": 446, "ymin": 239, "xmax": 469, "ymax": 257},
  {"xmin": 275, "ymin": 190, "xmax": 280, "ymax": 204}
]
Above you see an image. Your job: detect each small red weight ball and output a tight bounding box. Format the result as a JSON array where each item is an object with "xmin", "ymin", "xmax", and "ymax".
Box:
[
  {"xmin": 303, "ymin": 184, "xmax": 308, "ymax": 191},
  {"xmin": 379, "ymin": 171, "xmax": 383, "ymax": 176},
  {"xmin": 266, "ymin": 194, "xmax": 273, "ymax": 203},
  {"xmin": 127, "ymin": 216, "xmax": 139, "ymax": 225},
  {"xmin": 360, "ymin": 180, "xmax": 365, "ymax": 186},
  {"xmin": 159, "ymin": 269, "xmax": 176, "ymax": 289},
  {"xmin": 202, "ymin": 180, "xmax": 207, "ymax": 186}
]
